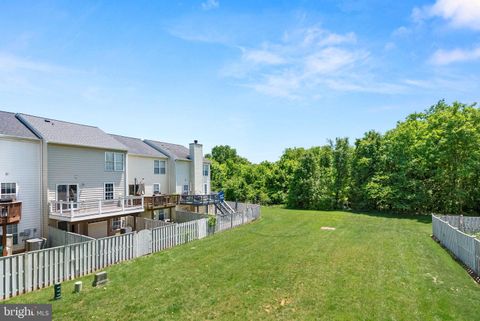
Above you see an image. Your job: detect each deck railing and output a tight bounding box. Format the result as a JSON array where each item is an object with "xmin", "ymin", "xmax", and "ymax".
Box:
[
  {"xmin": 144, "ymin": 194, "xmax": 180, "ymax": 209},
  {"xmin": 180, "ymin": 193, "xmax": 222, "ymax": 205},
  {"xmin": 48, "ymin": 196, "xmax": 144, "ymax": 220}
]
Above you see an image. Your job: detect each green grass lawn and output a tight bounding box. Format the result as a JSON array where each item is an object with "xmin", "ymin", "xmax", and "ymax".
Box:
[{"xmin": 7, "ymin": 207, "xmax": 480, "ymax": 320}]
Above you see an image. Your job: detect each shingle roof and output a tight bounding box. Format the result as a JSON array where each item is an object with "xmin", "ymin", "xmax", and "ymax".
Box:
[
  {"xmin": 110, "ymin": 134, "xmax": 168, "ymax": 158},
  {"xmin": 0, "ymin": 111, "xmax": 38, "ymax": 139},
  {"xmin": 17, "ymin": 113, "xmax": 127, "ymax": 150},
  {"xmin": 145, "ymin": 140, "xmax": 211, "ymax": 163},
  {"xmin": 144, "ymin": 140, "xmax": 191, "ymax": 161}
]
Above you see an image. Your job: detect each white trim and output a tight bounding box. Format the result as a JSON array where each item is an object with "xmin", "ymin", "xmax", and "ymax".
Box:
[
  {"xmin": 104, "ymin": 182, "xmax": 115, "ymax": 200},
  {"xmin": 55, "ymin": 183, "xmax": 79, "ymax": 203},
  {"xmin": 105, "ymin": 152, "xmax": 125, "ymax": 172},
  {"xmin": 55, "ymin": 183, "xmax": 79, "ymax": 210},
  {"xmin": 154, "ymin": 159, "xmax": 166, "ymax": 175},
  {"xmin": 0, "ymin": 182, "xmax": 18, "ymax": 199}
]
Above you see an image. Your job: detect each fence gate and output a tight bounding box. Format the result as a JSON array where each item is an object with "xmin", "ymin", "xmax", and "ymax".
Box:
[{"xmin": 136, "ymin": 229, "xmax": 152, "ymax": 257}]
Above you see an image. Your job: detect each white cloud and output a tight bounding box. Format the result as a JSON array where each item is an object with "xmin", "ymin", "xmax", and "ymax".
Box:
[
  {"xmin": 201, "ymin": 0, "xmax": 219, "ymax": 11},
  {"xmin": 223, "ymin": 27, "xmax": 402, "ymax": 98},
  {"xmin": 242, "ymin": 49, "xmax": 286, "ymax": 65},
  {"xmin": 392, "ymin": 26, "xmax": 410, "ymax": 37},
  {"xmin": 413, "ymin": 0, "xmax": 480, "ymax": 31},
  {"xmin": 430, "ymin": 46, "xmax": 480, "ymax": 65},
  {"xmin": 0, "ymin": 53, "xmax": 62, "ymax": 73}
]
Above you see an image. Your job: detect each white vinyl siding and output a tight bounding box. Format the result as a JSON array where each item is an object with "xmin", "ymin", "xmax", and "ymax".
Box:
[
  {"xmin": 175, "ymin": 160, "xmax": 191, "ymax": 194},
  {"xmin": 0, "ymin": 137, "xmax": 41, "ymax": 250},
  {"xmin": 48, "ymin": 145, "xmax": 125, "ymax": 203},
  {"xmin": 126, "ymin": 155, "xmax": 168, "ymax": 195}
]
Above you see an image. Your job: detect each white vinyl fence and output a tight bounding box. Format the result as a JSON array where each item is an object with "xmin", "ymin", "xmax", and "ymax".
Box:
[
  {"xmin": 0, "ymin": 203, "xmax": 260, "ymax": 300},
  {"xmin": 174, "ymin": 210, "xmax": 209, "ymax": 223},
  {"xmin": 48, "ymin": 226, "xmax": 95, "ymax": 247},
  {"xmin": 432, "ymin": 214, "xmax": 480, "ymax": 275},
  {"xmin": 214, "ymin": 203, "xmax": 261, "ymax": 233}
]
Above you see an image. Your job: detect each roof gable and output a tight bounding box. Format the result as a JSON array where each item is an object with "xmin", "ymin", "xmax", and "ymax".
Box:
[
  {"xmin": 0, "ymin": 111, "xmax": 38, "ymax": 139},
  {"xmin": 144, "ymin": 140, "xmax": 191, "ymax": 161},
  {"xmin": 110, "ymin": 134, "xmax": 168, "ymax": 158}
]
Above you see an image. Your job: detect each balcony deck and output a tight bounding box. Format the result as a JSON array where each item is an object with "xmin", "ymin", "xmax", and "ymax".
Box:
[
  {"xmin": 144, "ymin": 194, "xmax": 180, "ymax": 210},
  {"xmin": 48, "ymin": 197, "xmax": 144, "ymax": 222},
  {"xmin": 179, "ymin": 193, "xmax": 222, "ymax": 206},
  {"xmin": 0, "ymin": 201, "xmax": 22, "ymax": 225}
]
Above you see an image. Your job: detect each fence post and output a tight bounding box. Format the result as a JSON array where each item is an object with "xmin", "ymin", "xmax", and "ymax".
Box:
[
  {"xmin": 133, "ymin": 232, "xmax": 137, "ymax": 258},
  {"xmin": 475, "ymin": 239, "xmax": 480, "ymax": 276},
  {"xmin": 24, "ymin": 253, "xmax": 31, "ymax": 293}
]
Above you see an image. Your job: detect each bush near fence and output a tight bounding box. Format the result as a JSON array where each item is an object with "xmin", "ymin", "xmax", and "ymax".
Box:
[
  {"xmin": 0, "ymin": 202, "xmax": 260, "ymax": 300},
  {"xmin": 432, "ymin": 214, "xmax": 480, "ymax": 277}
]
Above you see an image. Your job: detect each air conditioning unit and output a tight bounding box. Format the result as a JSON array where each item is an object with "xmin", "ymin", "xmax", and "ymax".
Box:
[
  {"xmin": 0, "ymin": 196, "xmax": 16, "ymax": 203},
  {"xmin": 25, "ymin": 238, "xmax": 46, "ymax": 251}
]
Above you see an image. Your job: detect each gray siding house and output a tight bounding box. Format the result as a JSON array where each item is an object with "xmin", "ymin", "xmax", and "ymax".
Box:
[
  {"xmin": 17, "ymin": 114, "xmax": 144, "ymax": 238},
  {"xmin": 144, "ymin": 140, "xmax": 211, "ymax": 195},
  {"xmin": 0, "ymin": 112, "xmax": 42, "ymax": 252}
]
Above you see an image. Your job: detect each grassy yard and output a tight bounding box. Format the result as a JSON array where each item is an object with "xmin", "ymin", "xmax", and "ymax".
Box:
[{"xmin": 7, "ymin": 207, "xmax": 480, "ymax": 320}]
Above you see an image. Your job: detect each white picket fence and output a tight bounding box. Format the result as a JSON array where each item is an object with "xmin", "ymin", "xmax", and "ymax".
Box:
[
  {"xmin": 0, "ymin": 204, "xmax": 261, "ymax": 301},
  {"xmin": 432, "ymin": 214, "xmax": 480, "ymax": 275}
]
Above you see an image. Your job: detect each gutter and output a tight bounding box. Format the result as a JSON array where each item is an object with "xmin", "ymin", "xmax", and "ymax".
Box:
[{"xmin": 15, "ymin": 114, "xmax": 49, "ymax": 239}]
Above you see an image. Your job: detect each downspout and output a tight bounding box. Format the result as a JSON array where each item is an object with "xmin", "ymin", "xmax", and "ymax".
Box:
[{"xmin": 15, "ymin": 114, "xmax": 49, "ymax": 238}]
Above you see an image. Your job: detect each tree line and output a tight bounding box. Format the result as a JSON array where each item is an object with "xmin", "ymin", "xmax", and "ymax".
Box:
[{"xmin": 207, "ymin": 101, "xmax": 480, "ymax": 214}]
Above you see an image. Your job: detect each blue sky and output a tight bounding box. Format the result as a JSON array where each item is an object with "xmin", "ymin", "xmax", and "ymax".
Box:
[{"xmin": 0, "ymin": 0, "xmax": 479, "ymax": 162}]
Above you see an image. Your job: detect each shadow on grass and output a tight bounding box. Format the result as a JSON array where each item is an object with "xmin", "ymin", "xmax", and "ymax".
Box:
[
  {"xmin": 273, "ymin": 205, "xmax": 432, "ymax": 224},
  {"xmin": 348, "ymin": 210, "xmax": 432, "ymax": 224}
]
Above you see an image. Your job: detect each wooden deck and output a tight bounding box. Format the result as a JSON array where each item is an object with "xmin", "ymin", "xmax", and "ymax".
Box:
[
  {"xmin": 144, "ymin": 195, "xmax": 180, "ymax": 210},
  {"xmin": 0, "ymin": 201, "xmax": 21, "ymax": 224}
]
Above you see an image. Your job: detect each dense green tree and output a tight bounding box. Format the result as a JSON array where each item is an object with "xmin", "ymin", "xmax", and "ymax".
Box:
[{"xmin": 209, "ymin": 100, "xmax": 480, "ymax": 214}]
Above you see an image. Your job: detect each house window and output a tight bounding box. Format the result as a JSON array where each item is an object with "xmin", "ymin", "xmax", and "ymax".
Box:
[
  {"xmin": 153, "ymin": 209, "xmax": 165, "ymax": 220},
  {"xmin": 0, "ymin": 224, "xmax": 18, "ymax": 245},
  {"xmin": 183, "ymin": 184, "xmax": 189, "ymax": 194},
  {"xmin": 56, "ymin": 184, "xmax": 78, "ymax": 209},
  {"xmin": 105, "ymin": 152, "xmax": 124, "ymax": 171},
  {"xmin": 153, "ymin": 183, "xmax": 161, "ymax": 194},
  {"xmin": 104, "ymin": 183, "xmax": 114, "ymax": 200},
  {"xmin": 0, "ymin": 183, "xmax": 17, "ymax": 199},
  {"xmin": 203, "ymin": 164, "xmax": 209, "ymax": 176},
  {"xmin": 204, "ymin": 183, "xmax": 208, "ymax": 195},
  {"xmin": 112, "ymin": 218, "xmax": 123, "ymax": 230},
  {"xmin": 154, "ymin": 160, "xmax": 166, "ymax": 175}
]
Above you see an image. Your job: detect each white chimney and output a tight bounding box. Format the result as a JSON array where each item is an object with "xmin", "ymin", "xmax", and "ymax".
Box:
[{"xmin": 189, "ymin": 140, "xmax": 203, "ymax": 195}]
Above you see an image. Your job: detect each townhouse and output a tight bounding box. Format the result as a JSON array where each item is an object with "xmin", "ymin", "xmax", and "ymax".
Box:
[
  {"xmin": 16, "ymin": 113, "xmax": 144, "ymax": 239},
  {"xmin": 0, "ymin": 111, "xmax": 42, "ymax": 253},
  {"xmin": 144, "ymin": 140, "xmax": 211, "ymax": 195},
  {"xmin": 0, "ymin": 109, "xmax": 213, "ymax": 250},
  {"xmin": 110, "ymin": 134, "xmax": 179, "ymax": 221}
]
